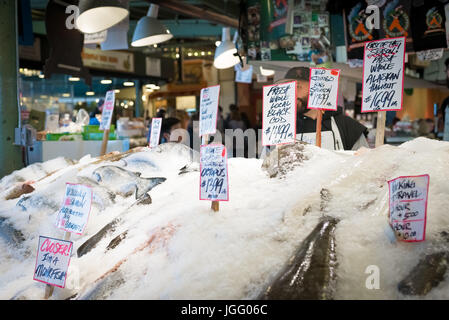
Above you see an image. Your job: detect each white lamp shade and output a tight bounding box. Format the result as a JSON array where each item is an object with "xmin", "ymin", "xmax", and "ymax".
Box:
[
  {"xmin": 213, "ymin": 27, "xmax": 239, "ymax": 69},
  {"xmin": 131, "ymin": 17, "xmax": 173, "ymax": 47},
  {"xmin": 77, "ymin": 0, "xmax": 129, "ymax": 34}
]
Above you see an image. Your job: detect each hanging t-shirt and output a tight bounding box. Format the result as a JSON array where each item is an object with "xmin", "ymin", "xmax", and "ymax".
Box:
[
  {"xmin": 411, "ymin": 0, "xmax": 449, "ymax": 52},
  {"xmin": 344, "ymin": 1, "xmax": 381, "ymax": 60},
  {"xmin": 379, "ymin": 0, "xmax": 414, "ymax": 52}
]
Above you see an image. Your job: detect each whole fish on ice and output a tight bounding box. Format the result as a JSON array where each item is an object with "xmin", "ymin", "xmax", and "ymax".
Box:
[
  {"xmin": 398, "ymin": 232, "xmax": 449, "ymax": 296},
  {"xmin": 92, "ymin": 166, "xmax": 166, "ymax": 199},
  {"xmin": 0, "ymin": 217, "xmax": 25, "ymax": 247},
  {"xmin": 258, "ymin": 216, "xmax": 339, "ymax": 300}
]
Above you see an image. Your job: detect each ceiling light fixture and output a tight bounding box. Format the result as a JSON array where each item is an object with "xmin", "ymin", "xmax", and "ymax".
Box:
[
  {"xmin": 214, "ymin": 27, "xmax": 239, "ymax": 69},
  {"xmin": 101, "ymin": 79, "xmax": 113, "ymax": 84},
  {"xmin": 123, "ymin": 81, "xmax": 134, "ymax": 87},
  {"xmin": 76, "ymin": 0, "xmax": 129, "ymax": 34},
  {"xmin": 131, "ymin": 4, "xmax": 173, "ymax": 47}
]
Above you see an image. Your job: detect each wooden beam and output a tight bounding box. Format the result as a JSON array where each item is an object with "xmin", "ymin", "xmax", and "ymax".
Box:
[{"xmin": 146, "ymin": 0, "xmax": 239, "ymax": 28}]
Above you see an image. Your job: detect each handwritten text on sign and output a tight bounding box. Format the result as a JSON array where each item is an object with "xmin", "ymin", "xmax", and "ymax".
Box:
[
  {"xmin": 388, "ymin": 175, "xmax": 429, "ymax": 242},
  {"xmin": 307, "ymin": 68, "xmax": 340, "ymax": 111},
  {"xmin": 199, "ymin": 85, "xmax": 220, "ymax": 137},
  {"xmin": 200, "ymin": 144, "xmax": 229, "ymax": 201},
  {"xmin": 149, "ymin": 118, "xmax": 162, "ymax": 148},
  {"xmin": 56, "ymin": 183, "xmax": 92, "ymax": 235},
  {"xmin": 99, "ymin": 90, "xmax": 115, "ymax": 130},
  {"xmin": 33, "ymin": 236, "xmax": 73, "ymax": 288},
  {"xmin": 362, "ymin": 37, "xmax": 405, "ymax": 112},
  {"xmin": 262, "ymin": 81, "xmax": 297, "ymax": 146}
]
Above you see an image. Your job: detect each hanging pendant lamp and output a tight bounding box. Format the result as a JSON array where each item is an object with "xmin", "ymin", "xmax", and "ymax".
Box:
[
  {"xmin": 131, "ymin": 4, "xmax": 173, "ymax": 47},
  {"xmin": 214, "ymin": 27, "xmax": 239, "ymax": 69},
  {"xmin": 76, "ymin": 0, "xmax": 129, "ymax": 34}
]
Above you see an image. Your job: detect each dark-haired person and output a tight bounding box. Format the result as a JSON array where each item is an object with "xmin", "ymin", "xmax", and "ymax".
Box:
[
  {"xmin": 277, "ymin": 66, "xmax": 368, "ymax": 151},
  {"xmin": 160, "ymin": 117, "xmax": 182, "ymax": 144}
]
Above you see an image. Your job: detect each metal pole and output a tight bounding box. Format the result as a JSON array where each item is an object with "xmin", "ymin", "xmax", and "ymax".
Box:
[{"xmin": 0, "ymin": 1, "xmax": 23, "ymax": 177}]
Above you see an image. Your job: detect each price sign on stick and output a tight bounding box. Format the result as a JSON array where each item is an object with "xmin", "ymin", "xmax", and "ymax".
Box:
[
  {"xmin": 388, "ymin": 175, "xmax": 429, "ymax": 242},
  {"xmin": 99, "ymin": 90, "xmax": 116, "ymax": 156},
  {"xmin": 149, "ymin": 117, "xmax": 162, "ymax": 148},
  {"xmin": 362, "ymin": 37, "xmax": 406, "ymax": 147},
  {"xmin": 33, "ymin": 236, "xmax": 73, "ymax": 288},
  {"xmin": 307, "ymin": 68, "xmax": 340, "ymax": 111},
  {"xmin": 99, "ymin": 90, "xmax": 115, "ymax": 130},
  {"xmin": 262, "ymin": 80, "xmax": 297, "ymax": 146},
  {"xmin": 307, "ymin": 68, "xmax": 340, "ymax": 148},
  {"xmin": 55, "ymin": 183, "xmax": 92, "ymax": 235},
  {"xmin": 199, "ymin": 85, "xmax": 220, "ymax": 137},
  {"xmin": 200, "ymin": 144, "xmax": 229, "ymax": 202}
]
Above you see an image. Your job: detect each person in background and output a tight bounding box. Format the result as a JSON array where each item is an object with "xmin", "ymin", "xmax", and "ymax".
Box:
[
  {"xmin": 241, "ymin": 112, "xmax": 251, "ymax": 131},
  {"xmin": 279, "ymin": 66, "xmax": 368, "ymax": 151},
  {"xmin": 89, "ymin": 98, "xmax": 104, "ymax": 125},
  {"xmin": 187, "ymin": 112, "xmax": 199, "ymax": 150},
  {"xmin": 225, "ymin": 104, "xmax": 238, "ymax": 128},
  {"xmin": 160, "ymin": 117, "xmax": 182, "ymax": 144},
  {"xmin": 227, "ymin": 109, "xmax": 247, "ymax": 130},
  {"xmin": 155, "ymin": 108, "xmax": 166, "ymax": 119},
  {"xmin": 175, "ymin": 110, "xmax": 190, "ymax": 130},
  {"xmin": 217, "ymin": 106, "xmax": 225, "ymax": 135}
]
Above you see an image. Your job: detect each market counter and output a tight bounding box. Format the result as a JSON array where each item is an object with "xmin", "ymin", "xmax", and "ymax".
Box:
[{"xmin": 27, "ymin": 139, "xmax": 130, "ymax": 164}]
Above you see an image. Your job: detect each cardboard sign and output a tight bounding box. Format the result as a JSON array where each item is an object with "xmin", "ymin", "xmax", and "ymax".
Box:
[
  {"xmin": 388, "ymin": 175, "xmax": 430, "ymax": 242},
  {"xmin": 262, "ymin": 80, "xmax": 297, "ymax": 146},
  {"xmin": 361, "ymin": 37, "xmax": 406, "ymax": 113},
  {"xmin": 149, "ymin": 118, "xmax": 162, "ymax": 148},
  {"xmin": 99, "ymin": 90, "xmax": 115, "ymax": 130},
  {"xmin": 199, "ymin": 85, "xmax": 220, "ymax": 137},
  {"xmin": 199, "ymin": 144, "xmax": 229, "ymax": 201},
  {"xmin": 56, "ymin": 183, "xmax": 92, "ymax": 235},
  {"xmin": 33, "ymin": 236, "xmax": 73, "ymax": 288},
  {"xmin": 307, "ymin": 68, "xmax": 340, "ymax": 111}
]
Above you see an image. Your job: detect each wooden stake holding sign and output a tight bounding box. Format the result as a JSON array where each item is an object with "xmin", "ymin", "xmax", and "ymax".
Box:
[
  {"xmin": 36, "ymin": 183, "xmax": 93, "ymax": 299},
  {"xmin": 361, "ymin": 37, "xmax": 406, "ymax": 147},
  {"xmin": 99, "ymin": 90, "xmax": 116, "ymax": 156},
  {"xmin": 306, "ymin": 67, "xmax": 341, "ymax": 148},
  {"xmin": 199, "ymin": 85, "xmax": 221, "ymax": 212}
]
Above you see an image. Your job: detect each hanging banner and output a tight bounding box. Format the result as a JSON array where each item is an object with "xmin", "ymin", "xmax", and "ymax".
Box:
[
  {"xmin": 388, "ymin": 175, "xmax": 430, "ymax": 242},
  {"xmin": 149, "ymin": 118, "xmax": 162, "ymax": 148},
  {"xmin": 33, "ymin": 236, "xmax": 73, "ymax": 288},
  {"xmin": 199, "ymin": 85, "xmax": 220, "ymax": 137},
  {"xmin": 81, "ymin": 48, "xmax": 134, "ymax": 73},
  {"xmin": 307, "ymin": 68, "xmax": 340, "ymax": 111},
  {"xmin": 99, "ymin": 90, "xmax": 115, "ymax": 131},
  {"xmin": 262, "ymin": 80, "xmax": 297, "ymax": 146},
  {"xmin": 199, "ymin": 144, "xmax": 229, "ymax": 201},
  {"xmin": 55, "ymin": 183, "xmax": 92, "ymax": 235},
  {"xmin": 361, "ymin": 37, "xmax": 406, "ymax": 113}
]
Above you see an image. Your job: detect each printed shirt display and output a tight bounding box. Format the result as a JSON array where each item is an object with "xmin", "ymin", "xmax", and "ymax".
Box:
[
  {"xmin": 411, "ymin": 0, "xmax": 448, "ymax": 52},
  {"xmin": 344, "ymin": 0, "xmax": 414, "ymax": 60}
]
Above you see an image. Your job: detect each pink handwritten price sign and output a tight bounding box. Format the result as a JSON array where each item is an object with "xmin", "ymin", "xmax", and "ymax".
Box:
[
  {"xmin": 388, "ymin": 175, "xmax": 430, "ymax": 242},
  {"xmin": 361, "ymin": 37, "xmax": 406, "ymax": 113},
  {"xmin": 55, "ymin": 183, "xmax": 92, "ymax": 235},
  {"xmin": 149, "ymin": 117, "xmax": 162, "ymax": 148},
  {"xmin": 33, "ymin": 236, "xmax": 73, "ymax": 288},
  {"xmin": 307, "ymin": 68, "xmax": 340, "ymax": 111},
  {"xmin": 262, "ymin": 80, "xmax": 297, "ymax": 146},
  {"xmin": 99, "ymin": 90, "xmax": 115, "ymax": 130},
  {"xmin": 199, "ymin": 144, "xmax": 229, "ymax": 201}
]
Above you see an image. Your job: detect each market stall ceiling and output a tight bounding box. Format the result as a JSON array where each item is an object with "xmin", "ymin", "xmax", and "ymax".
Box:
[{"xmin": 30, "ymin": 0, "xmax": 240, "ymax": 37}]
